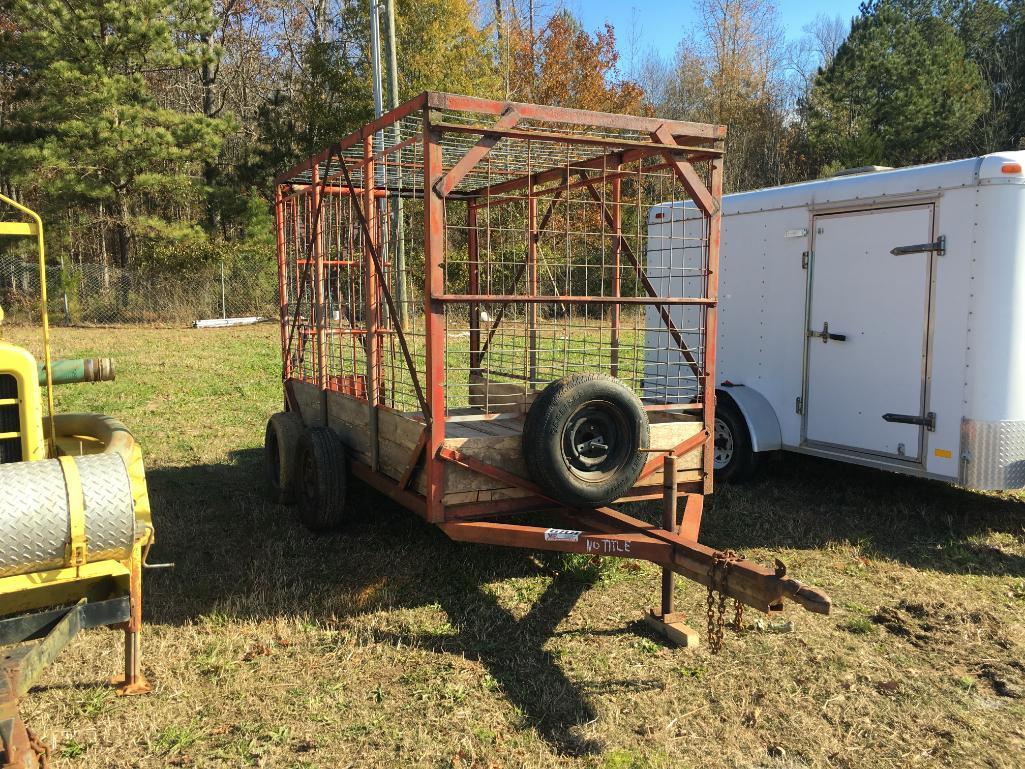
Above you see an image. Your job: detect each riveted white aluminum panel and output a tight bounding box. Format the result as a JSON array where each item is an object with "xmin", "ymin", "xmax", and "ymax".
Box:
[{"xmin": 963, "ymin": 184, "xmax": 1025, "ymax": 422}]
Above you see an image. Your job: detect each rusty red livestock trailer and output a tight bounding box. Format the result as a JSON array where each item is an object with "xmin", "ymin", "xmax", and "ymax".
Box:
[{"xmin": 267, "ymin": 91, "xmax": 830, "ymax": 649}]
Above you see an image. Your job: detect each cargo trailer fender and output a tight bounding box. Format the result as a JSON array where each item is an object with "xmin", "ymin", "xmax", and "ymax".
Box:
[{"xmin": 716, "ymin": 386, "xmax": 781, "ymax": 453}]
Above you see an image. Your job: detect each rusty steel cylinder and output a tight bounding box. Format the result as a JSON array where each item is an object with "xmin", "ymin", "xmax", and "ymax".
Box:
[{"xmin": 37, "ymin": 358, "xmax": 115, "ymax": 386}]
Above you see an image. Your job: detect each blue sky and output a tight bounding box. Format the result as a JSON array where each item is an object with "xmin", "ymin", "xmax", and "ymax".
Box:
[{"xmin": 570, "ymin": 0, "xmax": 864, "ymax": 64}]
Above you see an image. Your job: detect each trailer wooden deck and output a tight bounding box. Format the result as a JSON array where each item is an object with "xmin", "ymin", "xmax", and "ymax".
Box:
[{"xmin": 289, "ymin": 378, "xmax": 703, "ymax": 510}]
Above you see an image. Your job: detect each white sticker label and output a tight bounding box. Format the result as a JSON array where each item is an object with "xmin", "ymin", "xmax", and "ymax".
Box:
[
  {"xmin": 784, "ymin": 228, "xmax": 809, "ymax": 238},
  {"xmin": 544, "ymin": 528, "xmax": 581, "ymax": 542}
]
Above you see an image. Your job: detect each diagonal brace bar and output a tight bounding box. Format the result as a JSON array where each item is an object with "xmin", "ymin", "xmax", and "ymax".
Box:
[
  {"xmin": 652, "ymin": 124, "xmax": 718, "ymax": 217},
  {"xmin": 636, "ymin": 429, "xmax": 709, "ymax": 482},
  {"xmin": 576, "ymin": 170, "xmax": 703, "ymax": 379},
  {"xmin": 339, "ymin": 155, "xmax": 430, "ymax": 419},
  {"xmin": 434, "ymin": 108, "xmax": 520, "ymax": 198}
]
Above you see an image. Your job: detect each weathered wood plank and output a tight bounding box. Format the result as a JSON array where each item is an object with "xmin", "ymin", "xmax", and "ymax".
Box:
[
  {"xmin": 468, "ymin": 373, "xmax": 538, "ymax": 414},
  {"xmin": 290, "ymin": 379, "xmax": 325, "ymax": 426}
]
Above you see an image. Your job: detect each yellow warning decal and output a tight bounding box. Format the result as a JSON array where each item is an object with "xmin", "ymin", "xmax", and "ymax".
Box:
[{"xmin": 934, "ymin": 448, "xmax": 953, "ymax": 459}]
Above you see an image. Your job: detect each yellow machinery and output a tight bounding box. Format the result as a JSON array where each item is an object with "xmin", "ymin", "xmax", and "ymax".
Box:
[{"xmin": 0, "ymin": 194, "xmax": 154, "ymax": 768}]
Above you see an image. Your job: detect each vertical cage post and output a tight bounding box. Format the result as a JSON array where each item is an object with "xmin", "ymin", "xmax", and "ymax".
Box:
[
  {"xmin": 364, "ymin": 135, "xmax": 382, "ymax": 470},
  {"xmin": 702, "ymin": 156, "xmax": 724, "ymax": 494},
  {"xmin": 423, "ymin": 117, "xmax": 447, "ymax": 522},
  {"xmin": 527, "ymin": 187, "xmax": 538, "ymax": 384},
  {"xmin": 274, "ymin": 186, "xmax": 289, "ymax": 381},
  {"xmin": 467, "ymin": 203, "xmax": 481, "ymax": 373},
  {"xmin": 611, "ymin": 171, "xmax": 622, "ymax": 378},
  {"xmin": 311, "ymin": 164, "xmax": 328, "ymax": 397}
]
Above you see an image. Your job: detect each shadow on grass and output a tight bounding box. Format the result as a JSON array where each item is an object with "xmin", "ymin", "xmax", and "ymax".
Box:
[
  {"xmin": 140, "ymin": 445, "xmax": 1025, "ymax": 753},
  {"xmin": 698, "ymin": 452, "xmax": 1025, "ymax": 576},
  {"xmin": 144, "ymin": 447, "xmax": 604, "ymax": 755}
]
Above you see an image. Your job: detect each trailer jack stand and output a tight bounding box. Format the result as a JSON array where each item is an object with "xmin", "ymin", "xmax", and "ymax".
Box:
[
  {"xmin": 643, "ymin": 456, "xmax": 700, "ymax": 647},
  {"xmin": 0, "ymin": 597, "xmax": 149, "ymax": 768},
  {"xmin": 111, "ymin": 627, "xmax": 152, "ymax": 696},
  {"xmin": 644, "ymin": 610, "xmax": 700, "ymax": 648}
]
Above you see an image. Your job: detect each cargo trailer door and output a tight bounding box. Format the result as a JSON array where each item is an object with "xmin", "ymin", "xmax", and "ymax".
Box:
[{"xmin": 803, "ymin": 204, "xmax": 934, "ymax": 461}]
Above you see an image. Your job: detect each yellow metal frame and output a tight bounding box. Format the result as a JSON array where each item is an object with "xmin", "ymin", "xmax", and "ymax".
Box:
[
  {"xmin": 0, "ymin": 341, "xmax": 45, "ymax": 461},
  {"xmin": 0, "ymin": 561, "xmax": 131, "ymax": 618},
  {"xmin": 0, "ymin": 192, "xmax": 57, "ymax": 452},
  {"xmin": 0, "ymin": 195, "xmax": 155, "ymax": 616}
]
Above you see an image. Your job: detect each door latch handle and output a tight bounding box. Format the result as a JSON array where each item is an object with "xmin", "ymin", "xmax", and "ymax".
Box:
[
  {"xmin": 882, "ymin": 412, "xmax": 936, "ymax": 431},
  {"xmin": 808, "ymin": 321, "xmax": 846, "ymax": 343}
]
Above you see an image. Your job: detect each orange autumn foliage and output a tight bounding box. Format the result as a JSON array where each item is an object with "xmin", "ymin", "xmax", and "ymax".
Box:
[{"xmin": 506, "ymin": 10, "xmax": 644, "ymax": 114}]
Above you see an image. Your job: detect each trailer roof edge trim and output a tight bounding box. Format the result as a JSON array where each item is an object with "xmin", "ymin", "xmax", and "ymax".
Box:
[{"xmin": 650, "ymin": 150, "xmax": 1025, "ymax": 220}]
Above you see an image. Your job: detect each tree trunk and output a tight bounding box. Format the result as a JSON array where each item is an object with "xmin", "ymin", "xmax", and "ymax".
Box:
[
  {"xmin": 115, "ymin": 196, "xmax": 131, "ymax": 269},
  {"xmin": 528, "ymin": 0, "xmax": 535, "ymax": 100},
  {"xmin": 99, "ymin": 201, "xmax": 110, "ymax": 289},
  {"xmin": 201, "ymin": 32, "xmax": 220, "ymax": 234}
]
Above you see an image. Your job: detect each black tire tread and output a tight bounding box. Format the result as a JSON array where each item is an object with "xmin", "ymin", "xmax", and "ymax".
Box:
[
  {"xmin": 294, "ymin": 427, "xmax": 348, "ymax": 532},
  {"xmin": 264, "ymin": 411, "xmax": 305, "ymax": 504},
  {"xmin": 523, "ymin": 373, "xmax": 649, "ymax": 508},
  {"xmin": 714, "ymin": 397, "xmax": 758, "ymax": 484}
]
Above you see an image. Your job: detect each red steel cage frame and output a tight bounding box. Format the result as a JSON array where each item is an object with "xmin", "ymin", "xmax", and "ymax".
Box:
[{"xmin": 272, "ymin": 92, "xmax": 830, "ymax": 641}]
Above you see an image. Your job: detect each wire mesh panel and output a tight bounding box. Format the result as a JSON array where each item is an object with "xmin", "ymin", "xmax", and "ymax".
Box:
[{"xmin": 438, "ymin": 148, "xmax": 709, "ymax": 413}]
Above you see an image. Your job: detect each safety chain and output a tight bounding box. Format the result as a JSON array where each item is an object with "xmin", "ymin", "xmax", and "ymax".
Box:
[
  {"xmin": 28, "ymin": 728, "xmax": 50, "ymax": 769},
  {"xmin": 706, "ymin": 549, "xmax": 744, "ymax": 654}
]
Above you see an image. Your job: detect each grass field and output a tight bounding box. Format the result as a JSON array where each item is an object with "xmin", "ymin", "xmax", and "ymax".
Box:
[{"xmin": 5, "ymin": 324, "xmax": 1025, "ymax": 769}]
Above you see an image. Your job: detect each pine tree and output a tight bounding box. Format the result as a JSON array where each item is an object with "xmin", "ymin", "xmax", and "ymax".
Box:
[
  {"xmin": 0, "ymin": 0, "xmax": 230, "ymax": 266},
  {"xmin": 804, "ymin": 1, "xmax": 988, "ymax": 172}
]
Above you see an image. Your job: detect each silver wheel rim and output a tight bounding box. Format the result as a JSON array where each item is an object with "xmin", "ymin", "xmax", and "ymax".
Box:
[{"xmin": 713, "ymin": 417, "xmax": 734, "ymax": 470}]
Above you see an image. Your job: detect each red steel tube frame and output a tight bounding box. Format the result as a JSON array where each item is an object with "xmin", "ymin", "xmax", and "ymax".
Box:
[
  {"xmin": 270, "ymin": 94, "xmax": 831, "ymax": 619},
  {"xmin": 276, "ymin": 93, "xmax": 723, "ymax": 526}
]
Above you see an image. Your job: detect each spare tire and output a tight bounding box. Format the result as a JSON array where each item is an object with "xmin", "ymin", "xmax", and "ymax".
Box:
[{"xmin": 523, "ymin": 374, "xmax": 649, "ymax": 508}]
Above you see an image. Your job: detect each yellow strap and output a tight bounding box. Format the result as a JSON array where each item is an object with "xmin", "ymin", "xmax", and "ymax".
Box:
[{"xmin": 58, "ymin": 455, "xmax": 88, "ymax": 567}]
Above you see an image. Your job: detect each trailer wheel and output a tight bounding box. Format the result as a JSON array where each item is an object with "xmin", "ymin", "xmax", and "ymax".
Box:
[
  {"xmin": 714, "ymin": 399, "xmax": 758, "ymax": 483},
  {"xmin": 264, "ymin": 411, "xmax": 304, "ymax": 504},
  {"xmin": 294, "ymin": 427, "xmax": 348, "ymax": 532},
  {"xmin": 523, "ymin": 374, "xmax": 649, "ymax": 508}
]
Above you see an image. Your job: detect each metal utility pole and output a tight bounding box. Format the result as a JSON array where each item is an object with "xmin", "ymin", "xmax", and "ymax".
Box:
[
  {"xmin": 369, "ymin": 1, "xmax": 384, "ymax": 118},
  {"xmin": 383, "ymin": 0, "xmax": 406, "ymax": 326},
  {"xmin": 369, "ymin": 0, "xmax": 391, "ymax": 326}
]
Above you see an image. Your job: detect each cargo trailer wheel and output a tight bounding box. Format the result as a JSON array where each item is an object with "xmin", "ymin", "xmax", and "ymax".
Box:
[
  {"xmin": 294, "ymin": 427, "xmax": 348, "ymax": 532},
  {"xmin": 523, "ymin": 374, "xmax": 649, "ymax": 508},
  {"xmin": 713, "ymin": 399, "xmax": 758, "ymax": 483},
  {"xmin": 264, "ymin": 411, "xmax": 304, "ymax": 504}
]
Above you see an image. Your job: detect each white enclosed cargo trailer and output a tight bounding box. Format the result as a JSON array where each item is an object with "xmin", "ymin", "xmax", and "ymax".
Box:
[{"xmin": 646, "ymin": 151, "xmax": 1025, "ymax": 490}]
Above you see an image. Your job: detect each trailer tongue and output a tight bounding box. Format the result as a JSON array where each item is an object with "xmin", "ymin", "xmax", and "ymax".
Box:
[{"xmin": 438, "ymin": 452, "xmax": 831, "ymax": 652}]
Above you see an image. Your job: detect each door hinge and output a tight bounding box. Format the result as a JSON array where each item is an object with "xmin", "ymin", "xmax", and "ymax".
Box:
[
  {"xmin": 801, "ymin": 250, "xmax": 810, "ymax": 269},
  {"xmin": 882, "ymin": 411, "xmax": 936, "ymax": 431},
  {"xmin": 890, "ymin": 235, "xmax": 945, "ymax": 257},
  {"xmin": 795, "ymin": 396, "xmax": 804, "ymax": 415}
]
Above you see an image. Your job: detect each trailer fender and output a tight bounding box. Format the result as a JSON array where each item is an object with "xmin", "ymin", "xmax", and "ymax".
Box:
[{"xmin": 716, "ymin": 386, "xmax": 781, "ymax": 453}]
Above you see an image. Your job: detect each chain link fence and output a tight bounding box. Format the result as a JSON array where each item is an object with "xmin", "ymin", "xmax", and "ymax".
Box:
[{"xmin": 0, "ymin": 254, "xmax": 278, "ymax": 326}]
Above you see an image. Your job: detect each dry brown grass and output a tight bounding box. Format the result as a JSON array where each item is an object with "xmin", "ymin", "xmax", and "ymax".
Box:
[{"xmin": 4, "ymin": 324, "xmax": 1025, "ymax": 768}]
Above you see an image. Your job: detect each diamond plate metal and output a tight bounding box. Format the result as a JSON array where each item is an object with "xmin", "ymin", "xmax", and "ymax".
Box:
[
  {"xmin": 0, "ymin": 453, "xmax": 135, "ymax": 578},
  {"xmin": 960, "ymin": 418, "xmax": 1025, "ymax": 491}
]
